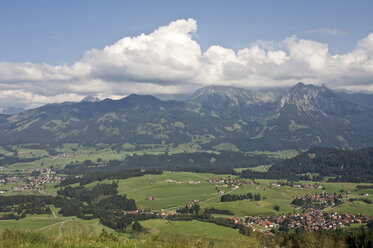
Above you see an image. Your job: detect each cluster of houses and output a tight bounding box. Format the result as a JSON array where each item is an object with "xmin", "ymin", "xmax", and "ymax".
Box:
[
  {"xmin": 269, "ymin": 181, "xmax": 322, "ymax": 189},
  {"xmin": 0, "ymin": 173, "xmax": 66, "ymax": 192},
  {"xmin": 0, "ymin": 166, "xmax": 6, "ymax": 171},
  {"xmin": 244, "ymin": 209, "xmax": 372, "ymax": 231},
  {"xmin": 122, "ymin": 209, "xmax": 187, "ymax": 218},
  {"xmin": 218, "ymin": 190, "xmax": 226, "ymax": 195},
  {"xmin": 146, "ymin": 195, "xmax": 156, "ymax": 200},
  {"xmin": 123, "ymin": 210, "xmax": 144, "ymax": 215},
  {"xmin": 164, "ymin": 178, "xmax": 200, "ymax": 184},
  {"xmin": 187, "ymin": 180, "xmax": 200, "ymax": 185},
  {"xmin": 206, "ymin": 178, "xmax": 225, "ymax": 184},
  {"xmin": 120, "ymin": 198, "xmax": 371, "ymax": 233},
  {"xmin": 48, "ymin": 152, "xmax": 88, "ymax": 159},
  {"xmin": 165, "ymin": 179, "xmax": 176, "ymax": 183},
  {"xmin": 20, "ymin": 167, "xmax": 54, "ymax": 174},
  {"xmin": 207, "ymin": 177, "xmax": 256, "ymax": 190},
  {"xmin": 120, "ymin": 205, "xmax": 372, "ymax": 232},
  {"xmin": 292, "ymin": 183, "xmax": 323, "ymax": 189},
  {"xmin": 292, "ymin": 193, "xmax": 343, "ymax": 209}
]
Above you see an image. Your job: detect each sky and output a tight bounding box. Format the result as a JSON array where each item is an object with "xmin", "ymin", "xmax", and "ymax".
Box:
[{"xmin": 1, "ymin": 0, "xmax": 373, "ymax": 111}]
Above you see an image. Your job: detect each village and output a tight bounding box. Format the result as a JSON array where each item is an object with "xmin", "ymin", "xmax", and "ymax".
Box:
[
  {"xmin": 244, "ymin": 209, "xmax": 371, "ymax": 231},
  {"xmin": 121, "ymin": 204, "xmax": 372, "ymax": 233},
  {"xmin": 206, "ymin": 177, "xmax": 258, "ymax": 189},
  {"xmin": 291, "ymin": 193, "xmax": 344, "ymax": 209},
  {"xmin": 0, "ymin": 168, "xmax": 66, "ymax": 193},
  {"xmin": 0, "ymin": 171, "xmax": 372, "ymax": 235},
  {"xmin": 269, "ymin": 181, "xmax": 323, "ymax": 189},
  {"xmin": 48, "ymin": 152, "xmax": 89, "ymax": 160}
]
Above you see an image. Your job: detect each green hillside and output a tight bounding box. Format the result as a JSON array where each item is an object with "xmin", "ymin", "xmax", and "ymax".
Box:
[
  {"xmin": 269, "ymin": 147, "xmax": 373, "ymax": 182},
  {"xmin": 1, "ymin": 83, "xmax": 373, "ymax": 152}
]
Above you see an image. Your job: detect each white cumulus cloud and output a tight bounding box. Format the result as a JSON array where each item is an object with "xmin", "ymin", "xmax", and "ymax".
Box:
[{"xmin": 1, "ymin": 18, "xmax": 373, "ymax": 111}]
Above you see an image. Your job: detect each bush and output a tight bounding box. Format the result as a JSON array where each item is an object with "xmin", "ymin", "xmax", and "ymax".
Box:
[{"xmin": 273, "ymin": 205, "xmax": 280, "ymax": 212}]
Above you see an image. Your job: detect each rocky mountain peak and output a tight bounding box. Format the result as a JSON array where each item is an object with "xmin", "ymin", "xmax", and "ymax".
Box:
[
  {"xmin": 189, "ymin": 85, "xmax": 285, "ymax": 105},
  {"xmin": 277, "ymin": 82, "xmax": 361, "ymax": 117},
  {"xmin": 188, "ymin": 85, "xmax": 288, "ymax": 121}
]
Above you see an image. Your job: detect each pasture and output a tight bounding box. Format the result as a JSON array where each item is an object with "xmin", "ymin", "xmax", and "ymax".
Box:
[
  {"xmin": 139, "ymin": 219, "xmax": 254, "ymax": 245},
  {"xmin": 0, "ymin": 214, "xmax": 114, "ymax": 238},
  {"xmin": 70, "ymin": 171, "xmax": 373, "ymax": 217}
]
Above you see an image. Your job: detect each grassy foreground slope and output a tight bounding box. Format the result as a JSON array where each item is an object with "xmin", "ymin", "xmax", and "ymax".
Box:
[
  {"xmin": 1, "ymin": 226, "xmax": 371, "ymax": 248},
  {"xmin": 0, "ymin": 215, "xmax": 114, "ymax": 238},
  {"xmin": 139, "ymin": 219, "xmax": 253, "ymax": 245}
]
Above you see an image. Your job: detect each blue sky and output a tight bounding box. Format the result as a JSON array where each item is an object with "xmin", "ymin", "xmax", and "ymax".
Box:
[
  {"xmin": 1, "ymin": 0, "xmax": 372, "ymax": 64},
  {"xmin": 1, "ymin": 0, "xmax": 373, "ymax": 111}
]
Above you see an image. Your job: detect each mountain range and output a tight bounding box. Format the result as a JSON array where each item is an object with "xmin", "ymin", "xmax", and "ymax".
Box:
[{"xmin": 1, "ymin": 82, "xmax": 373, "ymax": 152}]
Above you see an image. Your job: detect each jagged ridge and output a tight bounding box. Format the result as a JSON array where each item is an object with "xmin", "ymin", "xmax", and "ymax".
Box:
[{"xmin": 0, "ymin": 83, "xmax": 372, "ymax": 151}]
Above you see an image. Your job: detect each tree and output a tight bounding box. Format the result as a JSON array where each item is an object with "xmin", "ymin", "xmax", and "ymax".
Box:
[
  {"xmin": 254, "ymin": 194, "xmax": 261, "ymax": 201},
  {"xmin": 273, "ymin": 205, "xmax": 280, "ymax": 212},
  {"xmin": 132, "ymin": 221, "xmax": 144, "ymax": 232},
  {"xmin": 367, "ymin": 221, "xmax": 373, "ymax": 231}
]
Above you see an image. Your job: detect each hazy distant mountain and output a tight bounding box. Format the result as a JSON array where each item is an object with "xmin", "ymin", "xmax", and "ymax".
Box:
[
  {"xmin": 0, "ymin": 94, "xmax": 220, "ymax": 147},
  {"xmin": 81, "ymin": 95, "xmax": 101, "ymax": 102},
  {"xmin": 1, "ymin": 107, "xmax": 25, "ymax": 115},
  {"xmin": 0, "ymin": 83, "xmax": 373, "ymax": 152},
  {"xmin": 338, "ymin": 92, "xmax": 373, "ymax": 110},
  {"xmin": 188, "ymin": 85, "xmax": 287, "ymax": 121},
  {"xmin": 0, "ymin": 114, "xmax": 7, "ymax": 121}
]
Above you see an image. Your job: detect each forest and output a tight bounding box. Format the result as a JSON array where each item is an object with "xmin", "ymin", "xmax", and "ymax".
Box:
[
  {"xmin": 220, "ymin": 193, "xmax": 262, "ymax": 202},
  {"xmin": 269, "ymin": 147, "xmax": 373, "ymax": 182}
]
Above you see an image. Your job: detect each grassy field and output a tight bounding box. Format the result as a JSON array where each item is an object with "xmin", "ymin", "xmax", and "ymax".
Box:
[
  {"xmin": 0, "ymin": 214, "xmax": 114, "ymax": 238},
  {"xmin": 139, "ymin": 219, "xmax": 255, "ymax": 245},
  {"xmin": 328, "ymin": 201, "xmax": 373, "ymax": 216},
  {"xmin": 0, "ymin": 215, "xmax": 67, "ymax": 231},
  {"xmin": 1, "ymin": 145, "xmax": 373, "ymax": 246},
  {"xmin": 81, "ymin": 172, "xmax": 373, "ymax": 216},
  {"xmin": 2, "ymin": 167, "xmax": 373, "ymax": 217},
  {"xmin": 83, "ymin": 171, "xmax": 230, "ymax": 210},
  {"xmin": 199, "ymin": 181, "xmax": 318, "ymax": 217},
  {"xmin": 247, "ymin": 149, "xmax": 300, "ymax": 159},
  {"xmin": 0, "ymin": 170, "xmax": 372, "ymax": 247},
  {"xmin": 243, "ymin": 165, "xmax": 270, "ymax": 172}
]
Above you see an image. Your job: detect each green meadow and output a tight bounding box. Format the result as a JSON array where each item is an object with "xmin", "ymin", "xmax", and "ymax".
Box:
[
  {"xmin": 0, "ymin": 170, "xmax": 372, "ymax": 245},
  {"xmin": 83, "ymin": 171, "xmax": 229, "ymax": 210},
  {"xmin": 80, "ymin": 172, "xmax": 373, "ymax": 217},
  {"xmin": 0, "ymin": 214, "xmax": 114, "ymax": 238},
  {"xmin": 139, "ymin": 219, "xmax": 255, "ymax": 246},
  {"xmin": 2, "ymin": 168, "xmax": 373, "ymax": 216}
]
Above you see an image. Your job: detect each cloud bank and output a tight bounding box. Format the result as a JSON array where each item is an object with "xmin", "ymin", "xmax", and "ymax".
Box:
[{"xmin": 1, "ymin": 18, "xmax": 373, "ymax": 110}]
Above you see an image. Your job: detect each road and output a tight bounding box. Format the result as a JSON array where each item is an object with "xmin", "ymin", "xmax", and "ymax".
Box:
[
  {"xmin": 36, "ymin": 217, "xmax": 70, "ymax": 240},
  {"xmin": 37, "ymin": 220, "xmax": 64, "ymax": 232},
  {"xmin": 57, "ymin": 221, "xmax": 68, "ymax": 240}
]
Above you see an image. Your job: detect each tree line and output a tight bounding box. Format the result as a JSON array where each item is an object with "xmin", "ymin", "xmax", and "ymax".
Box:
[
  {"xmin": 60, "ymin": 169, "xmax": 162, "ymax": 186},
  {"xmin": 221, "ymin": 193, "xmax": 261, "ymax": 202}
]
